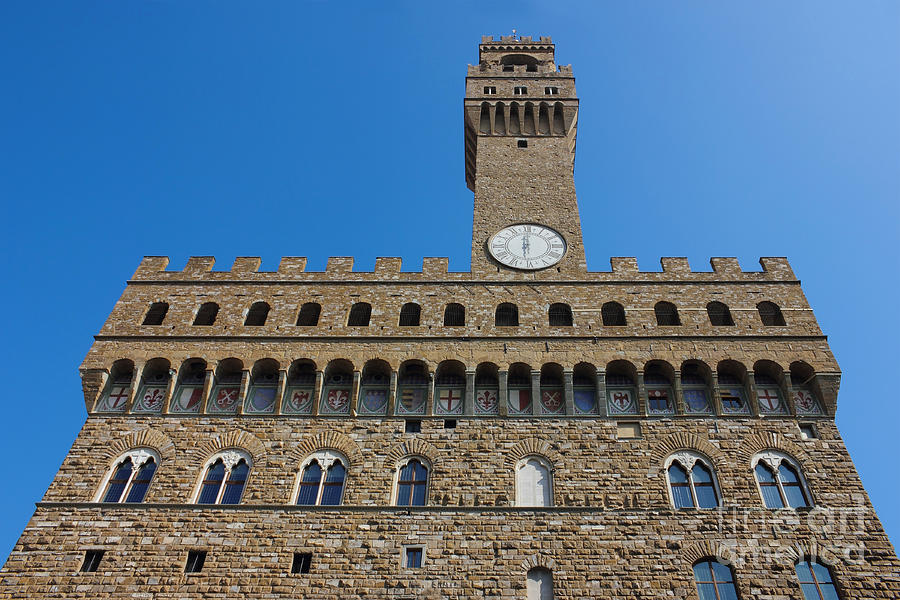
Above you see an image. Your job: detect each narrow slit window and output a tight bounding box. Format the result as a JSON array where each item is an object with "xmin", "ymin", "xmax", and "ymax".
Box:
[
  {"xmin": 185, "ymin": 550, "xmax": 206, "ymax": 574},
  {"xmin": 291, "ymin": 552, "xmax": 312, "ymax": 574},
  {"xmin": 80, "ymin": 550, "xmax": 104, "ymax": 573}
]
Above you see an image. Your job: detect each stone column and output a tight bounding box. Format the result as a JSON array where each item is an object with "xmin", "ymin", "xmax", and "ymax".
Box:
[
  {"xmin": 746, "ymin": 372, "xmax": 760, "ymax": 417},
  {"xmin": 350, "ymin": 370, "xmax": 361, "ymax": 416},
  {"xmin": 563, "ymin": 369, "xmax": 575, "ymax": 416},
  {"xmin": 596, "ymin": 369, "xmax": 607, "ymax": 418},
  {"xmin": 498, "ymin": 370, "xmax": 509, "ymax": 417},
  {"xmin": 311, "ymin": 370, "xmax": 323, "ymax": 416},
  {"xmin": 236, "ymin": 370, "xmax": 250, "ymax": 415},
  {"xmin": 200, "ymin": 369, "xmax": 214, "ymax": 415},
  {"xmin": 273, "ymin": 370, "xmax": 287, "ymax": 415},
  {"xmin": 710, "ymin": 373, "xmax": 723, "ymax": 416},
  {"xmin": 425, "ymin": 372, "xmax": 435, "ymax": 416},
  {"xmin": 124, "ymin": 364, "xmax": 143, "ymax": 414},
  {"xmin": 635, "ymin": 370, "xmax": 647, "ymax": 416},
  {"xmin": 464, "ymin": 369, "xmax": 476, "ymax": 417},
  {"xmin": 387, "ymin": 371, "xmax": 398, "ymax": 415},
  {"xmin": 530, "ymin": 371, "xmax": 541, "ymax": 416},
  {"xmin": 673, "ymin": 370, "xmax": 685, "ymax": 415},
  {"xmin": 161, "ymin": 368, "xmax": 177, "ymax": 415}
]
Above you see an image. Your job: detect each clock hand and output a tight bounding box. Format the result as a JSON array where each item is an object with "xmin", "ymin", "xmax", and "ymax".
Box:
[{"xmin": 522, "ymin": 233, "xmax": 530, "ymax": 257}]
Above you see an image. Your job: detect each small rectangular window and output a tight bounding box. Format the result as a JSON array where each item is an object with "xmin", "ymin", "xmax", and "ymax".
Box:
[
  {"xmin": 799, "ymin": 423, "xmax": 818, "ymax": 440},
  {"xmin": 291, "ymin": 552, "xmax": 312, "ymax": 574},
  {"xmin": 483, "ymin": 86, "xmax": 496, "ymax": 95},
  {"xmin": 514, "ymin": 86, "xmax": 527, "ymax": 95},
  {"xmin": 616, "ymin": 422, "xmax": 641, "ymax": 440},
  {"xmin": 405, "ymin": 419, "xmax": 421, "ymax": 434},
  {"xmin": 502, "ymin": 65, "xmax": 514, "ymax": 72},
  {"xmin": 444, "ymin": 419, "xmax": 457, "ymax": 429},
  {"xmin": 185, "ymin": 550, "xmax": 206, "ymax": 574},
  {"xmin": 80, "ymin": 550, "xmax": 104, "ymax": 573},
  {"xmin": 403, "ymin": 546, "xmax": 424, "ymax": 568},
  {"xmin": 517, "ymin": 139, "xmax": 528, "ymax": 148},
  {"xmin": 544, "ymin": 86, "xmax": 559, "ymax": 95}
]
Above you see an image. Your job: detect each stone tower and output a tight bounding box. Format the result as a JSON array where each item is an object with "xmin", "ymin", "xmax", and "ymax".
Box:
[{"xmin": 1, "ymin": 35, "xmax": 898, "ymax": 600}]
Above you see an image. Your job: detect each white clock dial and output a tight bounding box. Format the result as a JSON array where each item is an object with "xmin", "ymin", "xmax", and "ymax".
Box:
[{"xmin": 488, "ymin": 224, "xmax": 567, "ymax": 270}]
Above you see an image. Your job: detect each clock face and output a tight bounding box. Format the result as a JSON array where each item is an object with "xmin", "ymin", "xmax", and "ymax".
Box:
[{"xmin": 488, "ymin": 224, "xmax": 567, "ymax": 270}]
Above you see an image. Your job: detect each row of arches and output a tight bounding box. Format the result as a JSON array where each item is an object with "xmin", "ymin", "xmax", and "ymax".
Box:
[
  {"xmin": 477, "ymin": 101, "xmax": 568, "ymax": 135},
  {"xmin": 93, "ymin": 356, "xmax": 826, "ymax": 418},
  {"xmin": 142, "ymin": 299, "xmax": 788, "ymax": 328}
]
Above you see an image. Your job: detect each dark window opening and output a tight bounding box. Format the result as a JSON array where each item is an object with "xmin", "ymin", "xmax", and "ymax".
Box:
[
  {"xmin": 484, "ymin": 86, "xmax": 496, "ymax": 95},
  {"xmin": 291, "ymin": 552, "xmax": 312, "ymax": 574},
  {"xmin": 142, "ymin": 302, "xmax": 169, "ymax": 326},
  {"xmin": 405, "ymin": 419, "xmax": 421, "ymax": 434},
  {"xmin": 80, "ymin": 550, "xmax": 104, "ymax": 573},
  {"xmin": 654, "ymin": 301, "xmax": 681, "ymax": 326},
  {"xmin": 601, "ymin": 302, "xmax": 626, "ymax": 326},
  {"xmin": 502, "ymin": 65, "xmax": 514, "ymax": 72},
  {"xmin": 758, "ymin": 301, "xmax": 786, "ymax": 326},
  {"xmin": 799, "ymin": 423, "xmax": 818, "ymax": 440},
  {"xmin": 347, "ymin": 302, "xmax": 372, "ymax": 326},
  {"xmin": 185, "ymin": 550, "xmax": 206, "ymax": 574},
  {"xmin": 517, "ymin": 139, "xmax": 528, "ymax": 148},
  {"xmin": 399, "ymin": 302, "xmax": 421, "ymax": 326},
  {"xmin": 444, "ymin": 419, "xmax": 457, "ymax": 429},
  {"xmin": 548, "ymin": 303, "xmax": 573, "ymax": 326},
  {"xmin": 495, "ymin": 303, "xmax": 519, "ymax": 326},
  {"xmin": 296, "ymin": 302, "xmax": 321, "ymax": 326},
  {"xmin": 544, "ymin": 86, "xmax": 559, "ymax": 95},
  {"xmin": 707, "ymin": 302, "xmax": 735, "ymax": 326},
  {"xmin": 245, "ymin": 301, "xmax": 270, "ymax": 326},
  {"xmin": 405, "ymin": 547, "xmax": 423, "ymax": 568},
  {"xmin": 514, "ymin": 86, "xmax": 527, "ymax": 95},
  {"xmin": 443, "ymin": 303, "xmax": 465, "ymax": 326},
  {"xmin": 193, "ymin": 302, "xmax": 219, "ymax": 326}
]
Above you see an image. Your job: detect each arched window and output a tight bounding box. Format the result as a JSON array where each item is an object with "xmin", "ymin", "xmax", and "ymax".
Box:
[
  {"xmin": 133, "ymin": 358, "xmax": 171, "ymax": 414},
  {"xmin": 527, "ymin": 567, "xmax": 554, "ymax": 600},
  {"xmin": 573, "ymin": 363, "xmax": 598, "ymax": 415},
  {"xmin": 142, "ymin": 302, "xmax": 169, "ymax": 326},
  {"xmin": 196, "ymin": 450, "xmax": 251, "ymax": 505},
  {"xmin": 209, "ymin": 358, "xmax": 243, "ymax": 415},
  {"xmin": 606, "ymin": 360, "xmax": 638, "ymax": 416},
  {"xmin": 397, "ymin": 361, "xmax": 429, "ymax": 416},
  {"xmin": 245, "ymin": 302, "xmax": 270, "ymax": 326},
  {"xmin": 539, "ymin": 364, "xmax": 564, "ymax": 415},
  {"xmin": 193, "ymin": 302, "xmax": 219, "ymax": 326},
  {"xmin": 717, "ymin": 362, "xmax": 750, "ymax": 415},
  {"xmin": 245, "ymin": 359, "xmax": 279, "ymax": 414},
  {"xmin": 693, "ymin": 559, "xmax": 738, "ymax": 600},
  {"xmin": 681, "ymin": 362, "xmax": 713, "ymax": 415},
  {"xmin": 791, "ymin": 362, "xmax": 824, "ymax": 416},
  {"xmin": 359, "ymin": 359, "xmax": 391, "ymax": 416},
  {"xmin": 796, "ymin": 560, "xmax": 841, "ymax": 600},
  {"xmin": 284, "ymin": 360, "xmax": 316, "ymax": 415},
  {"xmin": 753, "ymin": 452, "xmax": 812, "ymax": 509},
  {"xmin": 601, "ymin": 301, "xmax": 626, "ymax": 326},
  {"xmin": 707, "ymin": 302, "xmax": 734, "ymax": 326},
  {"xmin": 507, "ymin": 363, "xmax": 533, "ymax": 416},
  {"xmin": 99, "ymin": 449, "xmax": 159, "ymax": 503},
  {"xmin": 295, "ymin": 451, "xmax": 347, "ymax": 506},
  {"xmin": 296, "ymin": 302, "xmax": 321, "ymax": 326},
  {"xmin": 95, "ymin": 359, "xmax": 134, "ymax": 413},
  {"xmin": 758, "ymin": 301, "xmax": 786, "ymax": 326},
  {"xmin": 170, "ymin": 358, "xmax": 207, "ymax": 414},
  {"xmin": 654, "ymin": 301, "xmax": 681, "ymax": 326},
  {"xmin": 548, "ymin": 303, "xmax": 573, "ymax": 326},
  {"xmin": 753, "ymin": 364, "xmax": 788, "ymax": 415},
  {"xmin": 347, "ymin": 302, "xmax": 371, "ymax": 326},
  {"xmin": 644, "ymin": 361, "xmax": 675, "ymax": 415},
  {"xmin": 495, "ymin": 303, "xmax": 519, "ymax": 326},
  {"xmin": 395, "ymin": 458, "xmax": 429, "ymax": 506},
  {"xmin": 474, "ymin": 363, "xmax": 500, "ymax": 416},
  {"xmin": 321, "ymin": 360, "xmax": 353, "ymax": 415},
  {"xmin": 666, "ymin": 452, "xmax": 720, "ymax": 509},
  {"xmin": 516, "ymin": 457, "xmax": 552, "ymax": 506},
  {"xmin": 435, "ymin": 360, "xmax": 466, "ymax": 416},
  {"xmin": 399, "ymin": 302, "xmax": 421, "ymax": 326},
  {"xmin": 443, "ymin": 303, "xmax": 465, "ymax": 326}
]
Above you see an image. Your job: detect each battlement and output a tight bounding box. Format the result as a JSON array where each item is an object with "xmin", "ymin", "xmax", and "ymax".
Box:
[
  {"xmin": 480, "ymin": 35, "xmax": 553, "ymax": 45},
  {"xmin": 131, "ymin": 255, "xmax": 797, "ymax": 282}
]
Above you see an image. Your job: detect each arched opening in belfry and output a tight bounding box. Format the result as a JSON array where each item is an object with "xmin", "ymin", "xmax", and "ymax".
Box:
[
  {"xmin": 538, "ymin": 103, "xmax": 550, "ymax": 135},
  {"xmin": 552, "ymin": 103, "xmax": 565, "ymax": 135},
  {"xmin": 523, "ymin": 103, "xmax": 536, "ymax": 135},
  {"xmin": 479, "ymin": 103, "xmax": 491, "ymax": 134},
  {"xmin": 508, "ymin": 103, "xmax": 521, "ymax": 135},
  {"xmin": 500, "ymin": 54, "xmax": 539, "ymax": 68},
  {"xmin": 494, "ymin": 102, "xmax": 507, "ymax": 135}
]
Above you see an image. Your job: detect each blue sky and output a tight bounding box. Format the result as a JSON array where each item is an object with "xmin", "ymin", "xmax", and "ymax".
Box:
[{"xmin": 0, "ymin": 1, "xmax": 898, "ymax": 564}]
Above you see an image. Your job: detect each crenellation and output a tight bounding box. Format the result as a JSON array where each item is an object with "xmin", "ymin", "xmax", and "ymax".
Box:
[
  {"xmin": 277, "ymin": 256, "xmax": 307, "ymax": 274},
  {"xmin": 375, "ymin": 257, "xmax": 402, "ymax": 273},
  {"xmin": 610, "ymin": 257, "xmax": 639, "ymax": 274},
  {"xmin": 232, "ymin": 256, "xmax": 262, "ymax": 273},
  {"xmin": 660, "ymin": 257, "xmax": 691, "ymax": 274},
  {"xmin": 184, "ymin": 256, "xmax": 215, "ymax": 275},
  {"xmin": 325, "ymin": 256, "xmax": 354, "ymax": 273},
  {"xmin": 710, "ymin": 257, "xmax": 742, "ymax": 275}
]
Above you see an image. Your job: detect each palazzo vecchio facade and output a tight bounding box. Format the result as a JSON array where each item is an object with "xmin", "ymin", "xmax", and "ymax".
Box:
[{"xmin": 2, "ymin": 36, "xmax": 898, "ymax": 600}]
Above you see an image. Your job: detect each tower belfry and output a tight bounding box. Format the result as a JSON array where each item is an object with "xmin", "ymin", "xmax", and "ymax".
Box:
[{"xmin": 465, "ymin": 35, "xmax": 586, "ymax": 276}]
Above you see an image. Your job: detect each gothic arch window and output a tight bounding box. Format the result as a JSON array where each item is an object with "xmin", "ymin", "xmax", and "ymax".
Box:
[
  {"xmin": 601, "ymin": 301, "xmax": 626, "ymax": 326},
  {"xmin": 707, "ymin": 301, "xmax": 734, "ymax": 326},
  {"xmin": 515, "ymin": 456, "xmax": 553, "ymax": 507},
  {"xmin": 394, "ymin": 457, "xmax": 429, "ymax": 506},
  {"xmin": 753, "ymin": 451, "xmax": 812, "ymax": 509},
  {"xmin": 526, "ymin": 567, "xmax": 554, "ymax": 600},
  {"xmin": 195, "ymin": 450, "xmax": 251, "ymax": 505},
  {"xmin": 758, "ymin": 301, "xmax": 786, "ymax": 326},
  {"xmin": 796, "ymin": 560, "xmax": 841, "ymax": 600},
  {"xmin": 654, "ymin": 301, "xmax": 681, "ymax": 326},
  {"xmin": 548, "ymin": 303, "xmax": 573, "ymax": 326},
  {"xmin": 496, "ymin": 302, "xmax": 519, "ymax": 327},
  {"xmin": 443, "ymin": 303, "xmax": 465, "ymax": 326},
  {"xmin": 693, "ymin": 559, "xmax": 738, "ymax": 600},
  {"xmin": 193, "ymin": 302, "xmax": 219, "ymax": 326},
  {"xmin": 142, "ymin": 302, "xmax": 169, "ymax": 325},
  {"xmin": 245, "ymin": 301, "xmax": 270, "ymax": 326},
  {"xmin": 665, "ymin": 451, "xmax": 721, "ymax": 509},
  {"xmin": 347, "ymin": 302, "xmax": 371, "ymax": 326},
  {"xmin": 296, "ymin": 302, "xmax": 321, "ymax": 326},
  {"xmin": 399, "ymin": 302, "xmax": 421, "ymax": 326},
  {"xmin": 294, "ymin": 450, "xmax": 347, "ymax": 506},
  {"xmin": 97, "ymin": 449, "xmax": 159, "ymax": 503}
]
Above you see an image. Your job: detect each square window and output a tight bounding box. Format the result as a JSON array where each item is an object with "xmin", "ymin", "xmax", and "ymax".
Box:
[
  {"xmin": 185, "ymin": 550, "xmax": 206, "ymax": 574},
  {"xmin": 443, "ymin": 419, "xmax": 457, "ymax": 429},
  {"xmin": 483, "ymin": 86, "xmax": 496, "ymax": 95},
  {"xmin": 616, "ymin": 422, "xmax": 641, "ymax": 440},
  {"xmin": 517, "ymin": 139, "xmax": 528, "ymax": 148},
  {"xmin": 799, "ymin": 423, "xmax": 818, "ymax": 440},
  {"xmin": 514, "ymin": 86, "xmax": 527, "ymax": 95},
  {"xmin": 544, "ymin": 86, "xmax": 559, "ymax": 95},
  {"xmin": 80, "ymin": 550, "xmax": 104, "ymax": 573},
  {"xmin": 405, "ymin": 419, "xmax": 421, "ymax": 434},
  {"xmin": 291, "ymin": 552, "xmax": 312, "ymax": 574},
  {"xmin": 403, "ymin": 546, "xmax": 424, "ymax": 568}
]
